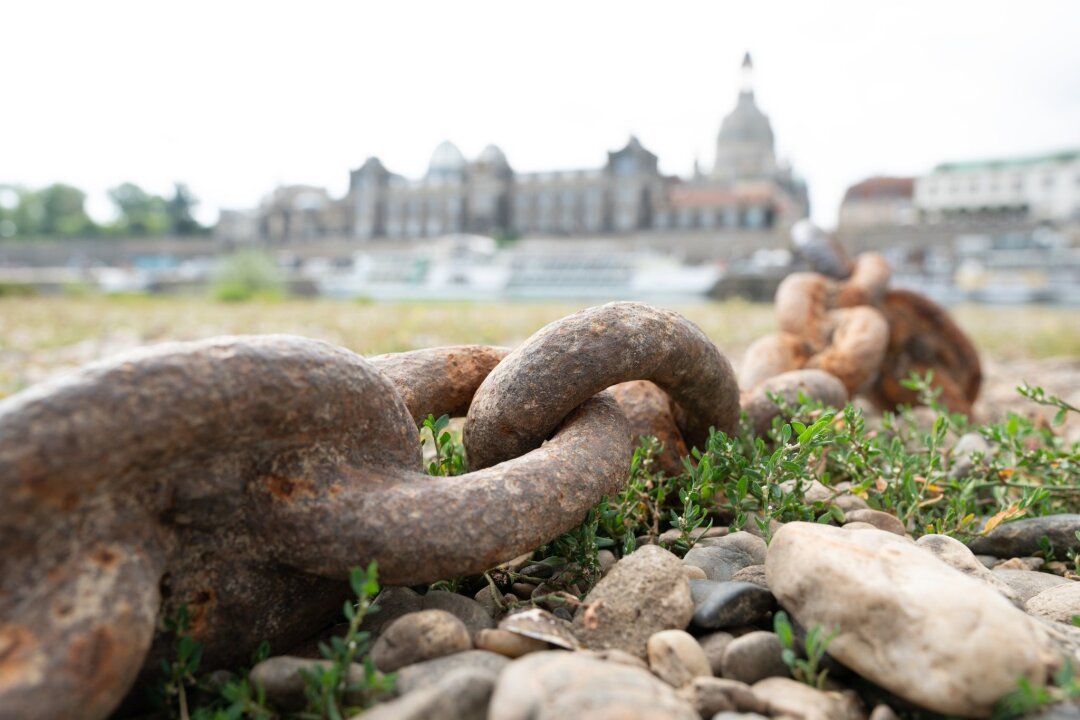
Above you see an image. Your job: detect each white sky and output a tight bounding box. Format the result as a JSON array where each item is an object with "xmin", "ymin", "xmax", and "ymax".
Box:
[{"xmin": 3, "ymin": 0, "xmax": 1080, "ymax": 230}]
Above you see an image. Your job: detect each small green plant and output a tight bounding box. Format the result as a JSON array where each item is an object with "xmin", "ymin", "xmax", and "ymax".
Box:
[
  {"xmin": 298, "ymin": 562, "xmax": 395, "ymax": 719},
  {"xmin": 994, "ymin": 659, "xmax": 1080, "ymax": 719},
  {"xmin": 1017, "ymin": 382, "xmax": 1080, "ymax": 426},
  {"xmin": 211, "ymin": 251, "xmax": 284, "ymax": 302},
  {"xmin": 421, "ymin": 413, "xmax": 467, "ymax": 476},
  {"xmin": 157, "ymin": 605, "xmax": 204, "ymax": 719},
  {"xmin": 550, "ymin": 506, "xmax": 614, "ymax": 589},
  {"xmin": 597, "ymin": 436, "xmax": 676, "ymax": 554},
  {"xmin": 773, "ymin": 610, "xmax": 837, "ymax": 689},
  {"xmin": 150, "ymin": 563, "xmax": 391, "ymax": 719}
]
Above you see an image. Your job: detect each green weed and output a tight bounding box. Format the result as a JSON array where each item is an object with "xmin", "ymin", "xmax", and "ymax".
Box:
[{"xmin": 774, "ymin": 610, "xmax": 838, "ymax": 690}]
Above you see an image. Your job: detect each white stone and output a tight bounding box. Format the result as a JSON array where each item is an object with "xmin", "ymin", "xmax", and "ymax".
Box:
[
  {"xmin": 647, "ymin": 629, "xmax": 712, "ymax": 687},
  {"xmin": 765, "ymin": 522, "xmax": 1056, "ymax": 717}
]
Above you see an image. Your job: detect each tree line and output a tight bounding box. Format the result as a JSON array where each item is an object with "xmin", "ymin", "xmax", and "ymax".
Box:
[{"xmin": 0, "ymin": 182, "xmax": 208, "ymax": 239}]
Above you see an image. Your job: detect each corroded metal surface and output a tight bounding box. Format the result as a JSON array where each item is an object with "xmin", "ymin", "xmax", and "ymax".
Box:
[
  {"xmin": 835, "ymin": 252, "xmax": 892, "ymax": 308},
  {"xmin": 464, "ymin": 302, "xmax": 740, "ymax": 469},
  {"xmin": 741, "ymin": 369, "xmax": 849, "ymax": 436},
  {"xmin": 369, "ymin": 345, "xmax": 509, "ymax": 423},
  {"xmin": 804, "ymin": 306, "xmax": 890, "ymax": 395},
  {"xmin": 866, "ymin": 289, "xmax": 982, "ymax": 416},
  {"xmin": 610, "ymin": 380, "xmax": 689, "ymax": 476},
  {"xmin": 739, "ymin": 332, "xmax": 813, "ymax": 391},
  {"xmin": 745, "ymin": 252, "xmax": 908, "ymax": 417},
  {"xmin": 0, "ymin": 331, "xmax": 632, "ymax": 720}
]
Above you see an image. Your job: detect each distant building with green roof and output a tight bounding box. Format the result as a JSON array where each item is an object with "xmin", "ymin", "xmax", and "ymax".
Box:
[{"xmin": 915, "ymin": 148, "xmax": 1080, "ymax": 224}]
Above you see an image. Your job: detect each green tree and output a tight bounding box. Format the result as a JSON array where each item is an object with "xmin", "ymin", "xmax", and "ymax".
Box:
[
  {"xmin": 37, "ymin": 184, "xmax": 97, "ymax": 236},
  {"xmin": 108, "ymin": 182, "xmax": 169, "ymax": 236},
  {"xmin": 166, "ymin": 183, "xmax": 203, "ymax": 236}
]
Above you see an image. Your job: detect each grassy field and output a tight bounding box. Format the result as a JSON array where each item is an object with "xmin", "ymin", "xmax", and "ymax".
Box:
[{"xmin": 0, "ymin": 295, "xmax": 1078, "ymax": 398}]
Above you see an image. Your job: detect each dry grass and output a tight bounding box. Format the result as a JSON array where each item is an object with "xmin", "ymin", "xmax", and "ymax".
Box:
[{"xmin": 0, "ymin": 296, "xmax": 1077, "ymax": 398}]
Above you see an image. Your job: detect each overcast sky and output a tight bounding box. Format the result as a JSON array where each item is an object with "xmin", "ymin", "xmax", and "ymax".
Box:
[{"xmin": 4, "ymin": 0, "xmax": 1080, "ymax": 229}]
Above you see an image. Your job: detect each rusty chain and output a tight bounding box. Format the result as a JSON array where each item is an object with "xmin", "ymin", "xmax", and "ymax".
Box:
[{"xmin": 0, "ymin": 294, "xmax": 979, "ymax": 719}]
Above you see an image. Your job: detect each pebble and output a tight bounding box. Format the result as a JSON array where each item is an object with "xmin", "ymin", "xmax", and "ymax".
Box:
[
  {"xmin": 598, "ymin": 549, "xmax": 617, "ymax": 575},
  {"xmin": 684, "ymin": 564, "xmax": 709, "ymax": 580},
  {"xmin": 690, "ymin": 580, "xmax": 777, "ymax": 629},
  {"xmin": 518, "ymin": 561, "xmax": 559, "ymax": 579},
  {"xmin": 968, "ymin": 514, "xmax": 1080, "ymax": 557},
  {"xmin": 832, "ymin": 492, "xmax": 871, "ymax": 513},
  {"xmin": 996, "ymin": 556, "xmax": 1045, "ymax": 571},
  {"xmin": 371, "ymin": 609, "xmax": 473, "ymax": 672},
  {"xmin": 842, "ymin": 521, "xmax": 878, "ymax": 531},
  {"xmin": 647, "ymin": 630, "xmax": 712, "ymax": 687},
  {"xmin": 868, "ymin": 704, "xmax": 901, "ymax": 720},
  {"xmin": 993, "ymin": 568, "xmax": 1072, "ymax": 602},
  {"xmin": 676, "ymin": 677, "xmax": 768, "ymax": 716},
  {"xmin": 720, "ymin": 631, "xmax": 789, "ymax": 684},
  {"xmin": 582, "ymin": 648, "xmax": 650, "ymax": 669},
  {"xmin": 1026, "ymin": 703, "xmax": 1080, "ymax": 720},
  {"xmin": 395, "ymin": 649, "xmax": 510, "ymax": 695},
  {"xmin": 766, "ymin": 522, "xmax": 1055, "ymax": 717},
  {"xmin": 730, "ymin": 565, "xmax": 769, "ymax": 589},
  {"xmin": 696, "ymin": 531, "xmax": 768, "ymax": 565},
  {"xmin": 572, "ymin": 544, "xmax": 694, "ymax": 658},
  {"xmin": 475, "ymin": 628, "xmax": 550, "ymax": 658},
  {"xmin": 779, "ymin": 478, "xmax": 833, "ymax": 504},
  {"xmin": 362, "ymin": 586, "xmax": 422, "ymax": 635},
  {"xmin": 1025, "ymin": 582, "xmax": 1080, "ymax": 624},
  {"xmin": 684, "ymin": 544, "xmax": 757, "ymax": 581},
  {"xmin": 511, "ymin": 582, "xmax": 537, "ymax": 599},
  {"xmin": 249, "ymin": 656, "xmax": 375, "ymax": 711},
  {"xmin": 499, "ymin": 607, "xmax": 579, "ymax": 650},
  {"xmin": 698, "ymin": 631, "xmax": 735, "ymax": 676},
  {"xmin": 752, "ymin": 677, "xmax": 866, "ymax": 720},
  {"xmin": 423, "ymin": 590, "xmax": 495, "ymax": 637},
  {"xmin": 473, "ymin": 585, "xmax": 503, "ymax": 618},
  {"xmin": 915, "ymin": 533, "xmax": 1021, "ymax": 605},
  {"xmin": 362, "ymin": 667, "xmax": 494, "ymax": 720},
  {"xmin": 486, "ymin": 650, "xmax": 698, "ymax": 720},
  {"xmin": 843, "ymin": 509, "xmax": 906, "ymax": 536}
]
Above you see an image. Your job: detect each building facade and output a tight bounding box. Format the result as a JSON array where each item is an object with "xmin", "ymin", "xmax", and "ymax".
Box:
[
  {"xmin": 837, "ymin": 176, "xmax": 916, "ymax": 232},
  {"xmin": 914, "ymin": 149, "xmax": 1080, "ymax": 224},
  {"xmin": 218, "ymin": 54, "xmax": 809, "ymax": 244}
]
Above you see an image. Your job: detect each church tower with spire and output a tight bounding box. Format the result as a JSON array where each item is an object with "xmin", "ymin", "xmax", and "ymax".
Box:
[{"xmin": 712, "ymin": 53, "xmax": 778, "ymax": 182}]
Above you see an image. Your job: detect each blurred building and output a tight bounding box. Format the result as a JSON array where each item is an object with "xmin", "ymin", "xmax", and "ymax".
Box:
[
  {"xmin": 219, "ymin": 54, "xmax": 808, "ymax": 245},
  {"xmin": 915, "ymin": 149, "xmax": 1080, "ymax": 224},
  {"xmin": 837, "ymin": 176, "xmax": 915, "ymax": 231}
]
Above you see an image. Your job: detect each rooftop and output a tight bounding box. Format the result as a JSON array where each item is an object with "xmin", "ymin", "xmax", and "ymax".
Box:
[
  {"xmin": 934, "ymin": 148, "xmax": 1080, "ymax": 173},
  {"xmin": 843, "ymin": 176, "xmax": 915, "ymax": 202}
]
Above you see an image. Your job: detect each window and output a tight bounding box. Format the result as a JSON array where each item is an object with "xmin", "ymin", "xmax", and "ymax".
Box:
[{"xmin": 745, "ymin": 206, "xmax": 765, "ymax": 228}]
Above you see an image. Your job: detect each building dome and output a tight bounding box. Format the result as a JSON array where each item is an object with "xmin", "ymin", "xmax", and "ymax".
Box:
[
  {"xmin": 712, "ymin": 53, "xmax": 777, "ymax": 181},
  {"xmin": 428, "ymin": 141, "xmax": 467, "ymax": 179},
  {"xmin": 476, "ymin": 144, "xmax": 509, "ymax": 168}
]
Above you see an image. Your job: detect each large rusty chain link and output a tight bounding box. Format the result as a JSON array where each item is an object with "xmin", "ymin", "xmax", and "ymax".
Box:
[
  {"xmin": 0, "ymin": 300, "xmax": 738, "ymax": 720},
  {"xmin": 0, "ymin": 290, "xmax": 982, "ymax": 719},
  {"xmin": 738, "ymin": 250, "xmax": 982, "ymax": 424}
]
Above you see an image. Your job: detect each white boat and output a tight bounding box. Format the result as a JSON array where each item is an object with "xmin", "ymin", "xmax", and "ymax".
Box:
[{"xmin": 316, "ymin": 234, "xmax": 722, "ymax": 302}]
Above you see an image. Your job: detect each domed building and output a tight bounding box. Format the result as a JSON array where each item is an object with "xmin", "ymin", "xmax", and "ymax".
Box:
[
  {"xmin": 426, "ymin": 141, "xmax": 468, "ymax": 182},
  {"xmin": 713, "ymin": 53, "xmax": 777, "ymax": 182},
  {"xmin": 225, "ymin": 54, "xmax": 808, "ymax": 249}
]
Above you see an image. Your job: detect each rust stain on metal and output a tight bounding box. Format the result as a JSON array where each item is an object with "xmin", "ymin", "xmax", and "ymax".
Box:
[
  {"xmin": 0, "ymin": 624, "xmax": 41, "ymax": 693},
  {"xmin": 4, "ymin": 311, "xmax": 708, "ymax": 718},
  {"xmin": 263, "ymin": 475, "xmax": 317, "ymax": 502},
  {"xmin": 464, "ymin": 301, "xmax": 740, "ymax": 469},
  {"xmin": 866, "ymin": 289, "xmax": 982, "ymax": 416}
]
